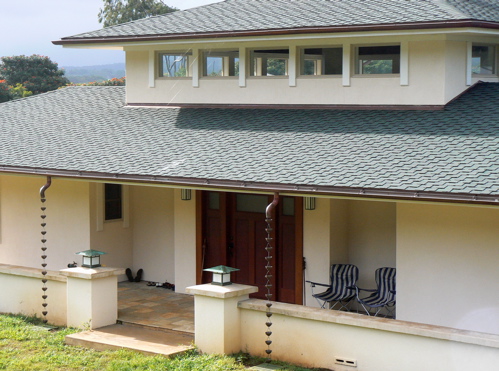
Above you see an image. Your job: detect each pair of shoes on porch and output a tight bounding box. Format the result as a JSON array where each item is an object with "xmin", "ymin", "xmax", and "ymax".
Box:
[
  {"xmin": 160, "ymin": 281, "xmax": 175, "ymax": 291},
  {"xmin": 126, "ymin": 268, "xmax": 143, "ymax": 282}
]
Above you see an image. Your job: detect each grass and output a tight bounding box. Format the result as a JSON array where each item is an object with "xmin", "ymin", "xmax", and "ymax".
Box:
[{"xmin": 0, "ymin": 314, "xmax": 323, "ymax": 371}]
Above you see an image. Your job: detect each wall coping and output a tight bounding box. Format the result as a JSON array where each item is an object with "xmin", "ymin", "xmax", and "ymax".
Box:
[
  {"xmin": 239, "ymin": 299, "xmax": 499, "ymax": 349},
  {"xmin": 186, "ymin": 283, "xmax": 258, "ymax": 299},
  {"xmin": 60, "ymin": 267, "xmax": 125, "ymax": 280},
  {"xmin": 0, "ymin": 264, "xmax": 66, "ymax": 283}
]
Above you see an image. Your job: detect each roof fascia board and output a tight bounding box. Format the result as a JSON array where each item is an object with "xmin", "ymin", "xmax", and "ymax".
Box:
[
  {"xmin": 57, "ymin": 27, "xmax": 499, "ymax": 50},
  {"xmin": 1, "ymin": 167, "xmax": 497, "ymax": 206}
]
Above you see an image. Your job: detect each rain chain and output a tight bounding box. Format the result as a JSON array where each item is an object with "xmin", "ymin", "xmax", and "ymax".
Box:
[
  {"xmin": 264, "ymin": 193, "xmax": 279, "ymax": 360},
  {"xmin": 40, "ymin": 177, "xmax": 52, "ymax": 324}
]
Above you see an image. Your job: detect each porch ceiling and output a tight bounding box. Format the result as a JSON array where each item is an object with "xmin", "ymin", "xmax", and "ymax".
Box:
[{"xmin": 0, "ymin": 82, "xmax": 498, "ymax": 204}]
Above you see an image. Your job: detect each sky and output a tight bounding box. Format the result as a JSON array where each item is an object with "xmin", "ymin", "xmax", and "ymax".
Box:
[{"xmin": 0, "ymin": 0, "xmax": 223, "ymax": 67}]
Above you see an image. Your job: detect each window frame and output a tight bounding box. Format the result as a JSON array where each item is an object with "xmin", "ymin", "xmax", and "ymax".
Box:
[
  {"xmin": 471, "ymin": 44, "xmax": 497, "ymax": 76},
  {"xmin": 202, "ymin": 50, "xmax": 240, "ymax": 78},
  {"xmin": 158, "ymin": 51, "xmax": 193, "ymax": 78},
  {"xmin": 249, "ymin": 48, "xmax": 290, "ymax": 77},
  {"xmin": 300, "ymin": 47, "xmax": 343, "ymax": 77},
  {"xmin": 354, "ymin": 45, "xmax": 401, "ymax": 76},
  {"xmin": 104, "ymin": 183, "xmax": 123, "ymax": 221}
]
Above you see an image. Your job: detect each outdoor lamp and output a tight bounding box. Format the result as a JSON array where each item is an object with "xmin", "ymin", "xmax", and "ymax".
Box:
[
  {"xmin": 203, "ymin": 265, "xmax": 239, "ymax": 286},
  {"xmin": 76, "ymin": 249, "xmax": 107, "ymax": 268},
  {"xmin": 304, "ymin": 197, "xmax": 316, "ymax": 210},
  {"xmin": 181, "ymin": 189, "xmax": 192, "ymax": 200}
]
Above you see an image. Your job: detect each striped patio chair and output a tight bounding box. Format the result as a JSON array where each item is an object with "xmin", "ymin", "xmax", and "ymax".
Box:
[
  {"xmin": 355, "ymin": 267, "xmax": 396, "ymax": 317},
  {"xmin": 306, "ymin": 264, "xmax": 359, "ymax": 311}
]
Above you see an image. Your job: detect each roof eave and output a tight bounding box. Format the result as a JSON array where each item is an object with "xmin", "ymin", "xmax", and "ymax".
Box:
[
  {"xmin": 52, "ymin": 19, "xmax": 499, "ymax": 46},
  {"xmin": 1, "ymin": 166, "xmax": 497, "ymax": 206}
]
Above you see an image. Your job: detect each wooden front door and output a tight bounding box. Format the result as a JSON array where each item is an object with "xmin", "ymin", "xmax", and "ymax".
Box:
[{"xmin": 199, "ymin": 191, "xmax": 303, "ymax": 304}]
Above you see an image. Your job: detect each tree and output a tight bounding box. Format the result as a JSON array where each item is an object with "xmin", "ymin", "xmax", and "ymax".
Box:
[
  {"xmin": 0, "ymin": 55, "xmax": 70, "ymax": 95},
  {"xmin": 0, "ymin": 80, "xmax": 11, "ymax": 103},
  {"xmin": 98, "ymin": 0, "xmax": 177, "ymax": 27}
]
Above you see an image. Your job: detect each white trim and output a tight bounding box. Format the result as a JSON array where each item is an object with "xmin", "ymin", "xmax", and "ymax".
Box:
[
  {"xmin": 400, "ymin": 40, "xmax": 409, "ymax": 86},
  {"xmin": 122, "ymin": 185, "xmax": 130, "ymax": 229},
  {"xmin": 466, "ymin": 41, "xmax": 473, "ymax": 86},
  {"xmin": 96, "ymin": 183, "xmax": 104, "ymax": 232},
  {"xmin": 288, "ymin": 45, "xmax": 297, "ymax": 87},
  {"xmin": 342, "ymin": 43, "xmax": 351, "ymax": 86},
  {"xmin": 148, "ymin": 50, "xmax": 155, "ymax": 88},
  {"xmin": 239, "ymin": 47, "xmax": 247, "ymax": 87},
  {"xmin": 191, "ymin": 48, "xmax": 199, "ymax": 88}
]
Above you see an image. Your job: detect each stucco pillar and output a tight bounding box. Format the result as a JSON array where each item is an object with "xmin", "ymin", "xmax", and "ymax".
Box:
[
  {"xmin": 60, "ymin": 267, "xmax": 124, "ymax": 329},
  {"xmin": 186, "ymin": 283, "xmax": 258, "ymax": 354}
]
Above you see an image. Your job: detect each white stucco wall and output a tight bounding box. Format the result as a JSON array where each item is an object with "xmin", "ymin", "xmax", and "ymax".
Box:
[
  {"xmin": 125, "ymin": 38, "xmax": 474, "ymax": 106},
  {"xmin": 239, "ymin": 301, "xmax": 499, "ymax": 371},
  {"xmin": 130, "ymin": 186, "xmax": 175, "ymax": 283},
  {"xmin": 444, "ymin": 40, "xmax": 468, "ymax": 103},
  {"xmin": 303, "ymin": 197, "xmax": 331, "ymax": 307},
  {"xmin": 173, "ymin": 189, "xmax": 197, "ymax": 293},
  {"xmin": 0, "ymin": 268, "xmax": 67, "ymax": 326},
  {"xmin": 396, "ymin": 203, "xmax": 499, "ymax": 335},
  {"xmin": 0, "ymin": 175, "xmax": 91, "ymax": 270},
  {"xmin": 89, "ymin": 183, "xmax": 133, "ymax": 277},
  {"xmin": 347, "ymin": 200, "xmax": 397, "ymax": 289}
]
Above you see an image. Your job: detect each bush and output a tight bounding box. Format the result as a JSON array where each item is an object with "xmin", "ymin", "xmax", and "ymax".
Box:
[{"xmin": 65, "ymin": 77, "xmax": 126, "ymax": 87}]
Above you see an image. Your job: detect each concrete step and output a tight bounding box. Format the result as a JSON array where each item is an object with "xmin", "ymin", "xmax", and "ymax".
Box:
[
  {"xmin": 117, "ymin": 319, "xmax": 194, "ymax": 334},
  {"xmin": 65, "ymin": 323, "xmax": 194, "ymax": 356}
]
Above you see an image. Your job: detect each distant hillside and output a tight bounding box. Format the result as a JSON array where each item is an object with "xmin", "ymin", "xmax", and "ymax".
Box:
[{"xmin": 62, "ymin": 63, "xmax": 125, "ymax": 84}]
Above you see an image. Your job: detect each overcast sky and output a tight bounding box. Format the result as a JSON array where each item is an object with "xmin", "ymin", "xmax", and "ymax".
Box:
[{"xmin": 0, "ymin": 0, "xmax": 223, "ymax": 67}]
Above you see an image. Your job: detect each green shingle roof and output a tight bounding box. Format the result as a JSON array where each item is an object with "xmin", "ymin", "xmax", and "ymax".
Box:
[
  {"xmin": 60, "ymin": 0, "xmax": 499, "ymax": 41},
  {"xmin": 0, "ymin": 83, "xmax": 498, "ymax": 198}
]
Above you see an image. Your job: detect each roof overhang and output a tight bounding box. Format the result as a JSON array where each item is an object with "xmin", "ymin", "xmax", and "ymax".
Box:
[
  {"xmin": 53, "ymin": 19, "xmax": 499, "ymax": 47},
  {"xmin": 1, "ymin": 166, "xmax": 497, "ymax": 206}
]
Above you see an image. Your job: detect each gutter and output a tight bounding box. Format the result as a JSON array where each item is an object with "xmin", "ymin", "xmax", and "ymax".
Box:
[
  {"xmin": 1, "ymin": 166, "xmax": 497, "ymax": 206},
  {"xmin": 52, "ymin": 20, "xmax": 499, "ymax": 46}
]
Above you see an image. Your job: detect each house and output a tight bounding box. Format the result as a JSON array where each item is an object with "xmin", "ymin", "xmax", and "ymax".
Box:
[{"xmin": 0, "ymin": 0, "xmax": 498, "ymax": 369}]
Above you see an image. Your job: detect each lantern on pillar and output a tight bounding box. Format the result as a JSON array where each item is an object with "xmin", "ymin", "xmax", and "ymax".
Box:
[
  {"xmin": 203, "ymin": 265, "xmax": 239, "ymax": 286},
  {"xmin": 76, "ymin": 249, "xmax": 107, "ymax": 268}
]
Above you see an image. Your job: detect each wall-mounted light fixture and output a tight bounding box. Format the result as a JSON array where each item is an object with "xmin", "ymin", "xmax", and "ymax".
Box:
[
  {"xmin": 181, "ymin": 189, "xmax": 192, "ymax": 201},
  {"xmin": 304, "ymin": 197, "xmax": 316, "ymax": 210}
]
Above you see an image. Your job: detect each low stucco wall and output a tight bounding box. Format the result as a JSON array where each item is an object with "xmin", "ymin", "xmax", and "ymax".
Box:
[
  {"xmin": 239, "ymin": 300, "xmax": 499, "ymax": 371},
  {"xmin": 0, "ymin": 264, "xmax": 67, "ymax": 326}
]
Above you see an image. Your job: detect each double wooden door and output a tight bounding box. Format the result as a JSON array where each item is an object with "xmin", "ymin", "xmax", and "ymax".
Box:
[{"xmin": 199, "ymin": 192, "xmax": 303, "ymax": 304}]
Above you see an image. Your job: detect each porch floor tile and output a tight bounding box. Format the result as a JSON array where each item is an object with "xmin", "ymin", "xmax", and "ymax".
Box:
[{"xmin": 118, "ymin": 281, "xmax": 194, "ymax": 333}]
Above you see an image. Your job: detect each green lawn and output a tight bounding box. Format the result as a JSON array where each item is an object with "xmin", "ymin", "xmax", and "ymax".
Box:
[{"xmin": 0, "ymin": 314, "xmax": 321, "ymax": 371}]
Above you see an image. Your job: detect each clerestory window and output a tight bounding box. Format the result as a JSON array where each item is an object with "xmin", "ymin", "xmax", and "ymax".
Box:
[
  {"xmin": 203, "ymin": 50, "xmax": 239, "ymax": 77},
  {"xmin": 301, "ymin": 48, "xmax": 342, "ymax": 76},
  {"xmin": 159, "ymin": 52, "xmax": 192, "ymax": 77},
  {"xmin": 472, "ymin": 45, "xmax": 496, "ymax": 75},
  {"xmin": 356, "ymin": 45, "xmax": 400, "ymax": 75},
  {"xmin": 250, "ymin": 49, "xmax": 289, "ymax": 76}
]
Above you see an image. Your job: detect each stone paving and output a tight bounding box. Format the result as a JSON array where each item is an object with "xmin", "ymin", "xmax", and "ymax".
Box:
[{"xmin": 118, "ymin": 281, "xmax": 194, "ymax": 333}]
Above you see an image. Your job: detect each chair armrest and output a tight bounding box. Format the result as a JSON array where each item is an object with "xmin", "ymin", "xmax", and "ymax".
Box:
[{"xmin": 305, "ymin": 280, "xmax": 329, "ymax": 288}]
